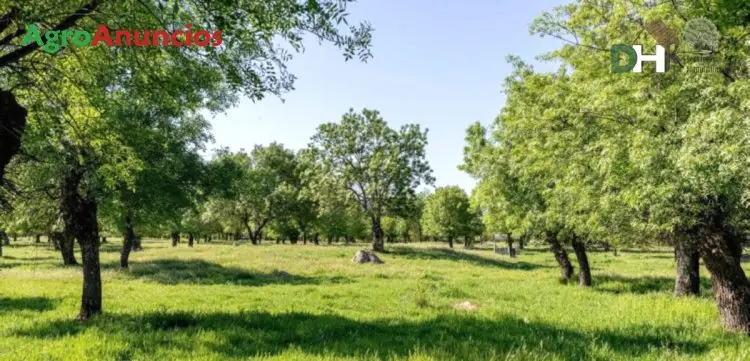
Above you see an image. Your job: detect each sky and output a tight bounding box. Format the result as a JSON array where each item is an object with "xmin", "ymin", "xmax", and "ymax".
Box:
[{"xmin": 206, "ymin": 0, "xmax": 568, "ymax": 193}]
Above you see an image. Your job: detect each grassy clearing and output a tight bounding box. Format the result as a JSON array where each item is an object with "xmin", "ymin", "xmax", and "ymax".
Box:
[{"xmin": 1, "ymin": 239, "xmax": 749, "ymax": 360}]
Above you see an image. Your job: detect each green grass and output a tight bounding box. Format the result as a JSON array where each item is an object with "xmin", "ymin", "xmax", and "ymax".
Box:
[{"xmin": 1, "ymin": 239, "xmax": 749, "ymax": 360}]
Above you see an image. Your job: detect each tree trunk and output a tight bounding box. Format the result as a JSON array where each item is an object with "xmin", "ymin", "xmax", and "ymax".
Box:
[
  {"xmin": 120, "ymin": 215, "xmax": 135, "ymax": 269},
  {"xmin": 674, "ymin": 240, "xmax": 700, "ymax": 296},
  {"xmin": 372, "ymin": 217, "xmax": 385, "ymax": 252},
  {"xmin": 188, "ymin": 233, "xmax": 194, "ymax": 247},
  {"xmin": 61, "ymin": 168, "xmax": 102, "ymax": 320},
  {"xmin": 448, "ymin": 237, "xmax": 454, "ymax": 249},
  {"xmin": 507, "ymin": 234, "xmax": 516, "ymax": 258},
  {"xmin": 35, "ymin": 234, "xmax": 40, "ymax": 243},
  {"xmin": 603, "ymin": 241, "xmax": 610, "ymax": 252},
  {"xmin": 546, "ymin": 231, "xmax": 574, "ymax": 282},
  {"xmin": 697, "ymin": 230, "xmax": 750, "ymax": 333},
  {"xmin": 58, "ymin": 231, "xmax": 78, "ymax": 266},
  {"xmin": 2, "ymin": 232, "xmax": 9, "ymax": 246},
  {"xmin": 248, "ymin": 226, "xmax": 256, "ymax": 244},
  {"xmin": 171, "ymin": 231, "xmax": 180, "ymax": 247},
  {"xmin": 51, "ymin": 233, "xmax": 61, "ymax": 250},
  {"xmin": 518, "ymin": 235, "xmax": 525, "ymax": 250},
  {"xmin": 314, "ymin": 233, "xmax": 320, "ymax": 245},
  {"xmin": 571, "ymin": 237, "xmax": 592, "ymax": 287},
  {"xmin": 246, "ymin": 223, "xmax": 264, "ymax": 245},
  {"xmin": 0, "ymin": 90, "xmax": 27, "ymax": 195}
]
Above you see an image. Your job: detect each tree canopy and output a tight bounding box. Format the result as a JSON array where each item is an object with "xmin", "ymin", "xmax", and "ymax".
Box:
[{"xmin": 310, "ymin": 108, "xmax": 434, "ymax": 251}]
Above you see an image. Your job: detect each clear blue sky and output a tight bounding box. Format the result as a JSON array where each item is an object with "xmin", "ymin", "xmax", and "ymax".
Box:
[{"xmin": 206, "ymin": 0, "xmax": 567, "ymax": 192}]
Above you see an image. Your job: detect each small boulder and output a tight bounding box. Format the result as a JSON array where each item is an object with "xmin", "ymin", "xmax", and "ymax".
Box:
[
  {"xmin": 352, "ymin": 250, "xmax": 384, "ymax": 264},
  {"xmin": 454, "ymin": 301, "xmax": 478, "ymax": 312}
]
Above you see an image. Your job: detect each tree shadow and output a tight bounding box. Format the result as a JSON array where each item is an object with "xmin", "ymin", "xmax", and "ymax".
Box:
[
  {"xmin": 99, "ymin": 243, "xmax": 127, "ymax": 253},
  {"xmin": 0, "ymin": 296, "xmax": 59, "ymax": 312},
  {"xmin": 595, "ymin": 274, "xmax": 713, "ymax": 297},
  {"xmin": 14, "ymin": 311, "xmax": 709, "ymax": 360},
  {"xmin": 386, "ymin": 247, "xmax": 547, "ymax": 270},
  {"xmin": 1, "ymin": 256, "xmax": 57, "ymax": 261},
  {"xmin": 619, "ymin": 249, "xmax": 674, "ymax": 254},
  {"xmin": 103, "ymin": 259, "xmax": 351, "ymax": 286}
]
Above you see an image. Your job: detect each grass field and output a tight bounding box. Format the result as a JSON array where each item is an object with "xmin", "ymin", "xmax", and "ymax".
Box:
[{"xmin": 1, "ymin": 239, "xmax": 749, "ymax": 361}]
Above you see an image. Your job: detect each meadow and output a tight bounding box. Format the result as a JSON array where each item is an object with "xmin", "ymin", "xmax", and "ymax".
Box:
[{"xmin": 1, "ymin": 239, "xmax": 749, "ymax": 361}]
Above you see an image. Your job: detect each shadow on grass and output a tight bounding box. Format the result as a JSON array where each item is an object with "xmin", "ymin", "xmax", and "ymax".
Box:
[
  {"xmin": 15, "ymin": 311, "xmax": 709, "ymax": 360},
  {"xmin": 595, "ymin": 274, "xmax": 713, "ymax": 297},
  {"xmin": 1, "ymin": 256, "xmax": 57, "ymax": 261},
  {"xmin": 386, "ymin": 247, "xmax": 547, "ymax": 270},
  {"xmin": 618, "ymin": 249, "xmax": 674, "ymax": 255},
  {"xmin": 104, "ymin": 259, "xmax": 351, "ymax": 286},
  {"xmin": 0, "ymin": 296, "xmax": 59, "ymax": 312},
  {"xmin": 99, "ymin": 243, "xmax": 127, "ymax": 253},
  {"xmin": 0, "ymin": 261, "xmax": 27, "ymax": 269}
]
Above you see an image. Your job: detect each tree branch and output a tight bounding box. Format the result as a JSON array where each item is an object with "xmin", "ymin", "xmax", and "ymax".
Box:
[
  {"xmin": 0, "ymin": 7, "xmax": 20, "ymax": 34},
  {"xmin": 0, "ymin": 0, "xmax": 104, "ymax": 69}
]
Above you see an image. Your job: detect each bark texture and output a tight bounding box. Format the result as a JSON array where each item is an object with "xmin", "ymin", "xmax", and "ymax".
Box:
[
  {"xmin": 371, "ymin": 217, "xmax": 385, "ymax": 252},
  {"xmin": 61, "ymin": 168, "xmax": 101, "ymax": 320},
  {"xmin": 0, "ymin": 89, "xmax": 27, "ymax": 209},
  {"xmin": 697, "ymin": 230, "xmax": 750, "ymax": 333},
  {"xmin": 507, "ymin": 234, "xmax": 516, "ymax": 258},
  {"xmin": 51, "ymin": 231, "xmax": 78, "ymax": 266},
  {"xmin": 674, "ymin": 240, "xmax": 700, "ymax": 296},
  {"xmin": 571, "ymin": 238, "xmax": 592, "ymax": 287},
  {"xmin": 546, "ymin": 231, "xmax": 574, "ymax": 282},
  {"xmin": 688, "ymin": 200, "xmax": 750, "ymax": 333},
  {"xmin": 120, "ymin": 215, "xmax": 135, "ymax": 268}
]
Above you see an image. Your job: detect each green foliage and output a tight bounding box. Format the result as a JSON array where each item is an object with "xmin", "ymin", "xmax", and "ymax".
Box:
[
  {"xmin": 205, "ymin": 144, "xmax": 308, "ymax": 241},
  {"xmin": 421, "ymin": 186, "xmax": 481, "ymax": 241},
  {"xmin": 309, "ymin": 108, "xmax": 434, "ymax": 229},
  {"xmin": 465, "ymin": 1, "xmax": 750, "ymax": 248}
]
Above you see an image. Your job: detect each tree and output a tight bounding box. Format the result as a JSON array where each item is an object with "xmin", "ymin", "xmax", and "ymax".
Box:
[
  {"xmin": 522, "ymin": 0, "xmax": 750, "ymax": 330},
  {"xmin": 97, "ymin": 112, "xmax": 211, "ymax": 268},
  {"xmin": 310, "ymin": 108, "xmax": 434, "ymax": 252},
  {"xmin": 461, "ymin": 117, "xmax": 578, "ymax": 282},
  {"xmin": 207, "ymin": 144, "xmax": 301, "ymax": 244},
  {"xmin": 0, "ymin": 1, "xmax": 373, "ymax": 205},
  {"xmin": 1, "ymin": 1, "xmax": 373, "ymax": 320},
  {"xmin": 421, "ymin": 186, "xmax": 480, "ymax": 249}
]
